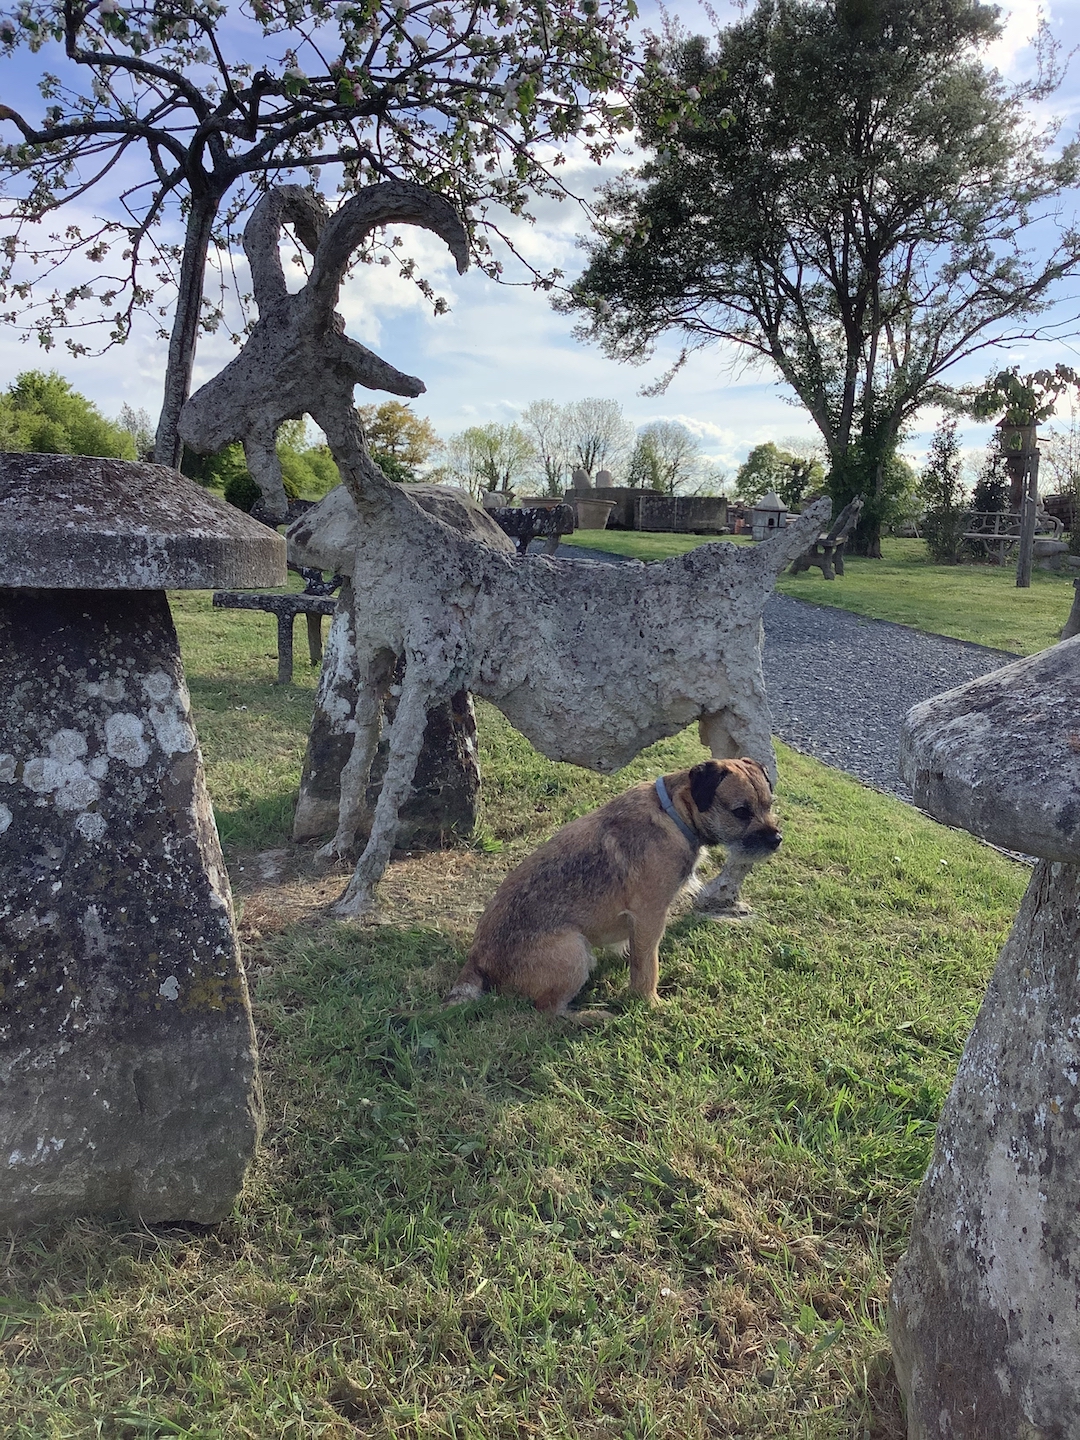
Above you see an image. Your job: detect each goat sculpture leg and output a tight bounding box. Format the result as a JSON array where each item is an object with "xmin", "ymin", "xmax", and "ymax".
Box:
[
  {"xmin": 332, "ymin": 658, "xmax": 456, "ymax": 918},
  {"xmin": 697, "ymin": 622, "xmax": 776, "ymax": 780},
  {"xmin": 696, "ymin": 627, "xmax": 780, "ymax": 917},
  {"xmin": 317, "ymin": 646, "xmax": 396, "ymax": 862}
]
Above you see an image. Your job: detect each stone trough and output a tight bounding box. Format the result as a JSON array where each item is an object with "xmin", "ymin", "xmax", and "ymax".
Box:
[
  {"xmin": 0, "ymin": 454, "xmax": 284, "ymax": 1227},
  {"xmin": 889, "ymin": 633, "xmax": 1080, "ymax": 1438}
]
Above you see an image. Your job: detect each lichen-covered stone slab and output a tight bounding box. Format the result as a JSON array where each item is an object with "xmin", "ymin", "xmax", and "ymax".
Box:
[
  {"xmin": 899, "ymin": 634, "xmax": 1080, "ymax": 863},
  {"xmin": 890, "ymin": 859, "xmax": 1080, "ymax": 1439},
  {"xmin": 0, "ymin": 589, "xmax": 262, "ymax": 1226},
  {"xmin": 0, "ymin": 452, "xmax": 285, "ymax": 590}
]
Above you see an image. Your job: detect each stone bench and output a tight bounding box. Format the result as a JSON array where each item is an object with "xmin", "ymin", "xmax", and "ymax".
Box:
[
  {"xmin": 487, "ymin": 503, "xmax": 576, "ymax": 557},
  {"xmin": 213, "ymin": 589, "xmax": 338, "ymax": 684},
  {"xmin": 788, "ymin": 494, "xmax": 862, "ymax": 580}
]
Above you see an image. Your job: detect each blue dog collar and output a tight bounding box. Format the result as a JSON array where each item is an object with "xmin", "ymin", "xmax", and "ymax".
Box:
[{"xmin": 655, "ymin": 776, "xmax": 701, "ymax": 851}]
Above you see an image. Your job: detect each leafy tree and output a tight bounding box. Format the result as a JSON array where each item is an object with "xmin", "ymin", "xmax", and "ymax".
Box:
[
  {"xmin": 277, "ymin": 418, "xmax": 338, "ymax": 496},
  {"xmin": 734, "ymin": 440, "xmax": 823, "ymax": 508},
  {"xmin": 0, "ymin": 368, "xmax": 135, "ymax": 456},
  {"xmin": 117, "ymin": 403, "xmax": 156, "ymax": 460},
  {"xmin": 566, "ymin": 0, "xmax": 1080, "ymax": 556},
  {"xmin": 564, "ymin": 396, "xmax": 635, "ymax": 478},
  {"xmin": 440, "ymin": 422, "xmax": 534, "ymax": 498},
  {"xmin": 183, "ymin": 417, "xmax": 335, "ymax": 506},
  {"xmin": 0, "ymin": 0, "xmax": 638, "ymax": 467},
  {"xmin": 734, "ymin": 443, "xmax": 790, "ymax": 506},
  {"xmin": 520, "ymin": 398, "xmax": 571, "ymax": 496},
  {"xmin": 626, "ymin": 419, "xmax": 704, "ymax": 494},
  {"xmin": 1042, "ymin": 406, "xmax": 1080, "ymax": 553},
  {"xmin": 920, "ymin": 418, "xmax": 968, "ymax": 563},
  {"xmin": 356, "ymin": 401, "xmax": 439, "ymax": 481},
  {"xmin": 971, "ymin": 446, "xmax": 1009, "ymax": 515}
]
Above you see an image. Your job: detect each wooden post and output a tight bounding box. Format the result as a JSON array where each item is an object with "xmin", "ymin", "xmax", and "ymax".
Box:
[{"xmin": 1015, "ymin": 445, "xmax": 1040, "ymax": 589}]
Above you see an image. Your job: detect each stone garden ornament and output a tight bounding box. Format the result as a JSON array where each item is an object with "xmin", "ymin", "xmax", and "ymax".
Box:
[
  {"xmin": 181, "ymin": 182, "xmax": 829, "ymax": 919},
  {"xmin": 890, "ymin": 635, "xmax": 1080, "ymax": 1437},
  {"xmin": 0, "ymin": 455, "xmax": 283, "ymax": 1226}
]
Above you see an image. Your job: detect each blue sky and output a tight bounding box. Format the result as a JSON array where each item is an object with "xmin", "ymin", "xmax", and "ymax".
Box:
[{"xmin": 3, "ymin": 0, "xmax": 1080, "ymax": 477}]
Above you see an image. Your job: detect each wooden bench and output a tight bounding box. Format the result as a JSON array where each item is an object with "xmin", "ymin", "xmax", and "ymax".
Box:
[
  {"xmin": 212, "ymin": 588, "xmax": 338, "ymax": 684},
  {"xmin": 962, "ymin": 509, "xmax": 1064, "ymax": 565},
  {"xmin": 789, "ymin": 495, "xmax": 864, "ymax": 580}
]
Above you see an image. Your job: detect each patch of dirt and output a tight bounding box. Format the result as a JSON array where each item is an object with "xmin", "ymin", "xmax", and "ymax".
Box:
[{"xmin": 228, "ymin": 841, "xmax": 518, "ymax": 944}]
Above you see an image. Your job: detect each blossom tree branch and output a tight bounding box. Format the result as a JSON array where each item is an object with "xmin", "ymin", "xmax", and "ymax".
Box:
[{"xmin": 0, "ymin": 0, "xmax": 639, "ymax": 465}]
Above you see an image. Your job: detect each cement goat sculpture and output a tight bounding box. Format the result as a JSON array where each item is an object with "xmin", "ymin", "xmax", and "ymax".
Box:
[{"xmin": 181, "ymin": 182, "xmax": 829, "ymax": 918}]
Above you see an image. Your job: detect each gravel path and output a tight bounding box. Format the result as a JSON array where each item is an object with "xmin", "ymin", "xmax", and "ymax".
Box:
[
  {"xmin": 760, "ymin": 593, "xmax": 1012, "ymax": 800},
  {"xmin": 548, "ymin": 542, "xmax": 1015, "ymax": 802}
]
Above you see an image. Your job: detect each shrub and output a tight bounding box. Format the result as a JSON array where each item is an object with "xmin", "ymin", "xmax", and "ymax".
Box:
[{"xmin": 920, "ymin": 419, "xmax": 968, "ymax": 563}]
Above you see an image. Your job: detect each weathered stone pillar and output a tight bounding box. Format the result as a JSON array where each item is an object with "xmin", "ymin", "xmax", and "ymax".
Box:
[
  {"xmin": 0, "ymin": 454, "xmax": 284, "ymax": 1227},
  {"xmin": 890, "ymin": 634, "xmax": 1080, "ymax": 1439}
]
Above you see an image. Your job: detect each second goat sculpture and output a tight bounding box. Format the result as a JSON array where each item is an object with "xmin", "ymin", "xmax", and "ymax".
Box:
[{"xmin": 181, "ymin": 182, "xmax": 829, "ymax": 918}]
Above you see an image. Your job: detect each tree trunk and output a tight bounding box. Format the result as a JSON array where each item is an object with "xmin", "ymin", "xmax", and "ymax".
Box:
[{"xmin": 154, "ymin": 189, "xmax": 220, "ymax": 470}]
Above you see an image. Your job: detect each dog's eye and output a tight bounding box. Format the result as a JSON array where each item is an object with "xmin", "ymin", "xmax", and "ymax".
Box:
[{"xmin": 733, "ymin": 804, "xmax": 753, "ymax": 822}]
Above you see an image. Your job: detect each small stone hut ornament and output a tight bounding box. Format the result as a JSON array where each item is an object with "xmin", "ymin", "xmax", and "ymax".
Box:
[
  {"xmin": 0, "ymin": 453, "xmax": 284, "ymax": 1227},
  {"xmin": 750, "ymin": 490, "xmax": 789, "ymax": 541},
  {"xmin": 890, "ymin": 634, "xmax": 1080, "ymax": 1437}
]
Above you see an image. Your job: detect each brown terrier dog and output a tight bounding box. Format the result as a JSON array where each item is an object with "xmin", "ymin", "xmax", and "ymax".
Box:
[{"xmin": 447, "ymin": 758, "xmax": 782, "ymax": 1015}]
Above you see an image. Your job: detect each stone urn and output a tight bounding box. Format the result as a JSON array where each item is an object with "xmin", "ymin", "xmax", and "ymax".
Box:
[
  {"xmin": 572, "ymin": 497, "xmax": 617, "ymax": 530},
  {"xmin": 997, "ymin": 420, "xmax": 1038, "ymax": 457},
  {"xmin": 0, "ymin": 453, "xmax": 284, "ymax": 1227},
  {"xmin": 889, "ymin": 634, "xmax": 1080, "ymax": 1437},
  {"xmin": 481, "ymin": 490, "xmax": 515, "ymax": 511}
]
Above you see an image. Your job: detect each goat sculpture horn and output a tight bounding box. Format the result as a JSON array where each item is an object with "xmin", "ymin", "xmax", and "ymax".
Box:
[
  {"xmin": 244, "ymin": 184, "xmax": 331, "ymax": 310},
  {"xmin": 178, "ymin": 180, "xmax": 470, "ymax": 522},
  {"xmin": 308, "ymin": 181, "xmax": 470, "ymax": 309}
]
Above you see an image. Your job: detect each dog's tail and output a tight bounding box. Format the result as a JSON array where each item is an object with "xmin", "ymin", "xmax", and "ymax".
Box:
[{"xmin": 445, "ymin": 955, "xmax": 488, "ymax": 1006}]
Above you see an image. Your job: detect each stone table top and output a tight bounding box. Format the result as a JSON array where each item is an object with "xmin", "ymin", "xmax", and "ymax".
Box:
[
  {"xmin": 900, "ymin": 634, "xmax": 1080, "ymax": 862},
  {"xmin": 0, "ymin": 452, "xmax": 286, "ymax": 590}
]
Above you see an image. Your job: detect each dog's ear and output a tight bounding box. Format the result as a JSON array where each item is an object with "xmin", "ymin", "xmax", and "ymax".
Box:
[
  {"xmin": 689, "ymin": 760, "xmax": 726, "ymax": 813},
  {"xmin": 739, "ymin": 757, "xmax": 773, "ymax": 789}
]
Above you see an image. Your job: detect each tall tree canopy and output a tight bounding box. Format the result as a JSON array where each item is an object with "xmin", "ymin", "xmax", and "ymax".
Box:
[
  {"xmin": 733, "ymin": 441, "xmax": 824, "ymax": 508},
  {"xmin": 357, "ymin": 400, "xmax": 439, "ymax": 481},
  {"xmin": 626, "ymin": 418, "xmax": 715, "ymax": 494},
  {"xmin": 0, "ymin": 0, "xmax": 637, "ymax": 465},
  {"xmin": 0, "ymin": 368, "xmax": 136, "ymax": 456},
  {"xmin": 440, "ymin": 420, "xmax": 534, "ymax": 497},
  {"xmin": 565, "ymin": 0, "xmax": 1080, "ymax": 553}
]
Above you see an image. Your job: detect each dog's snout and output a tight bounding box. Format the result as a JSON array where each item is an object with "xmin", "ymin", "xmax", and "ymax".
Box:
[{"xmin": 748, "ymin": 828, "xmax": 782, "ymax": 852}]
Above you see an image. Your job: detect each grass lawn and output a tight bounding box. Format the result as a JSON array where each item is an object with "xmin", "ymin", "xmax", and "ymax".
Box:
[
  {"xmin": 563, "ymin": 532, "xmax": 1076, "ymax": 655},
  {"xmin": 0, "ymin": 590, "xmax": 1030, "ymax": 1439}
]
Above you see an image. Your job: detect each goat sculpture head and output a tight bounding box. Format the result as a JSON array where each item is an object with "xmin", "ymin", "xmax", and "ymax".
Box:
[{"xmin": 179, "ymin": 181, "xmax": 469, "ymax": 521}]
